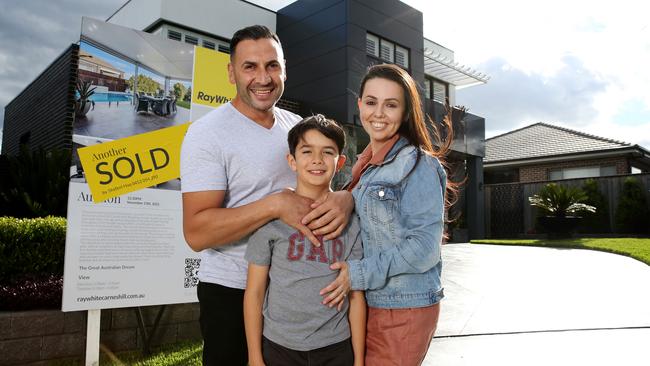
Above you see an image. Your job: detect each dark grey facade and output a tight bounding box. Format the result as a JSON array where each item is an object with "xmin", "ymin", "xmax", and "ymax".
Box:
[
  {"xmin": 2, "ymin": 44, "xmax": 79, "ymax": 155},
  {"xmin": 278, "ymin": 0, "xmax": 486, "ymax": 240},
  {"xmin": 278, "ymin": 0, "xmax": 423, "ymax": 127}
]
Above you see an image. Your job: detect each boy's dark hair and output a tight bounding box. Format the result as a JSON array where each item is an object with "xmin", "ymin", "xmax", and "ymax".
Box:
[
  {"xmin": 229, "ymin": 25, "xmax": 281, "ymax": 59},
  {"xmin": 288, "ymin": 114, "xmax": 346, "ymax": 155}
]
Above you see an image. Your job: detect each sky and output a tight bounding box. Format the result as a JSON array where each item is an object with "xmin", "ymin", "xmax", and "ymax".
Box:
[{"xmin": 1, "ymin": 0, "xmax": 649, "ymax": 149}]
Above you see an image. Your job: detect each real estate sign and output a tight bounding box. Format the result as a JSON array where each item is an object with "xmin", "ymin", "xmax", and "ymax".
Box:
[
  {"xmin": 190, "ymin": 46, "xmax": 236, "ymax": 121},
  {"xmin": 62, "ymin": 183, "xmax": 199, "ymax": 311},
  {"xmin": 62, "ymin": 18, "xmax": 232, "ymax": 311}
]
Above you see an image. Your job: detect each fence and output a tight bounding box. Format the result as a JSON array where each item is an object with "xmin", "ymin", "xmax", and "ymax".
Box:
[{"xmin": 484, "ymin": 173, "xmax": 650, "ymax": 238}]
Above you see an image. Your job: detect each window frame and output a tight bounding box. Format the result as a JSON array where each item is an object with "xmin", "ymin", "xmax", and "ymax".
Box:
[
  {"xmin": 184, "ymin": 35, "xmax": 198, "ymax": 45},
  {"xmin": 167, "ymin": 29, "xmax": 182, "ymax": 42},
  {"xmin": 424, "ymin": 76, "xmax": 448, "ymax": 103},
  {"xmin": 365, "ymin": 32, "xmax": 410, "ymax": 71}
]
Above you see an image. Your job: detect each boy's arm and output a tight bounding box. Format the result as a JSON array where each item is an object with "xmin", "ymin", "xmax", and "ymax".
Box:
[
  {"xmin": 244, "ymin": 263, "xmax": 270, "ymax": 366},
  {"xmin": 348, "ymin": 290, "xmax": 366, "ymax": 366}
]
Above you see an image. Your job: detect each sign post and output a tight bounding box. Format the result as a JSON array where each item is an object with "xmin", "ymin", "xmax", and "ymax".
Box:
[{"xmin": 85, "ymin": 309, "xmax": 101, "ymax": 366}]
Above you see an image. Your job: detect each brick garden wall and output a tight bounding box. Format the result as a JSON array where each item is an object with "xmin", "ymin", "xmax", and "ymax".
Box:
[
  {"xmin": 0, "ymin": 303, "xmax": 201, "ymax": 365},
  {"xmin": 518, "ymin": 157, "xmax": 629, "ymax": 182}
]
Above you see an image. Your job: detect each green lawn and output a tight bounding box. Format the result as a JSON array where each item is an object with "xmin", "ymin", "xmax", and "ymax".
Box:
[
  {"xmin": 471, "ymin": 237, "xmax": 650, "ymax": 265},
  {"xmin": 176, "ymin": 100, "xmax": 190, "ymax": 110},
  {"xmin": 54, "ymin": 341, "xmax": 202, "ymax": 366}
]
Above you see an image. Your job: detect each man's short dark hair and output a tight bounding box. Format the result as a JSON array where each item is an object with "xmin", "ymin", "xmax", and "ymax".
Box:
[
  {"xmin": 288, "ymin": 114, "xmax": 346, "ymax": 156},
  {"xmin": 229, "ymin": 25, "xmax": 281, "ymax": 59}
]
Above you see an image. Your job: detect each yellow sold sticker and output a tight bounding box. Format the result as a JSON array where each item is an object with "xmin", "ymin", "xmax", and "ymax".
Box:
[{"xmin": 78, "ymin": 123, "xmax": 190, "ymax": 203}]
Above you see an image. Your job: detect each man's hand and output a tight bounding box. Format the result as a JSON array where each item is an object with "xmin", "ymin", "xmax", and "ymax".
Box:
[
  {"xmin": 320, "ymin": 261, "xmax": 351, "ymax": 311},
  {"xmin": 303, "ymin": 191, "xmax": 354, "ymax": 240},
  {"xmin": 273, "ymin": 189, "xmax": 320, "ymax": 246}
]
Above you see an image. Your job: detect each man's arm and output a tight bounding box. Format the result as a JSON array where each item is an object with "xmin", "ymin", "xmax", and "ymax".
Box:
[
  {"xmin": 244, "ymin": 264, "xmax": 270, "ymax": 366},
  {"xmin": 348, "ymin": 290, "xmax": 366, "ymax": 366},
  {"xmin": 182, "ymin": 190, "xmax": 314, "ymax": 251}
]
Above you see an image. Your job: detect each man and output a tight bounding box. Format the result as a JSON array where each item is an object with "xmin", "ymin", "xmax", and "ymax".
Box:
[{"xmin": 180, "ymin": 25, "xmax": 353, "ymax": 366}]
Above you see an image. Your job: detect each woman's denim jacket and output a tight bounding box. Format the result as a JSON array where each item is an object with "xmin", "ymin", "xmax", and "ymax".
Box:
[{"xmin": 348, "ymin": 137, "xmax": 446, "ymax": 309}]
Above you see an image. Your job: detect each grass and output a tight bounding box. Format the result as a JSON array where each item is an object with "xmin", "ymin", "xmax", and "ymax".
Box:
[
  {"xmin": 176, "ymin": 100, "xmax": 190, "ymax": 110},
  {"xmin": 471, "ymin": 237, "xmax": 650, "ymax": 265},
  {"xmin": 53, "ymin": 340, "xmax": 202, "ymax": 366}
]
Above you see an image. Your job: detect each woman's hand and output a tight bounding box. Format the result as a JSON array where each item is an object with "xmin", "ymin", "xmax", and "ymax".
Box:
[
  {"xmin": 320, "ymin": 261, "xmax": 351, "ymax": 311},
  {"xmin": 303, "ymin": 191, "xmax": 354, "ymax": 240}
]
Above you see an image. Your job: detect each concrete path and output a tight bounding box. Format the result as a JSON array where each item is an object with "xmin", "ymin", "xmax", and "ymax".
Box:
[{"xmin": 422, "ymin": 244, "xmax": 650, "ymax": 365}]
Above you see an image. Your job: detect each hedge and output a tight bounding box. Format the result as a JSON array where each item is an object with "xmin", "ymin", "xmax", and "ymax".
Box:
[{"xmin": 0, "ymin": 216, "xmax": 67, "ymax": 282}]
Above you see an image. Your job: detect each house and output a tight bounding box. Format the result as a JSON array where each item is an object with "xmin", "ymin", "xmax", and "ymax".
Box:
[
  {"xmin": 484, "ymin": 122, "xmax": 650, "ymax": 184},
  {"xmin": 78, "ymin": 49, "xmax": 128, "ymax": 92},
  {"xmin": 2, "ymin": 0, "xmax": 489, "ymax": 238}
]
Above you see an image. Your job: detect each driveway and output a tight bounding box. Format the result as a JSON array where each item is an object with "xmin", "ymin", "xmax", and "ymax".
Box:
[{"xmin": 423, "ymin": 243, "xmax": 650, "ymax": 365}]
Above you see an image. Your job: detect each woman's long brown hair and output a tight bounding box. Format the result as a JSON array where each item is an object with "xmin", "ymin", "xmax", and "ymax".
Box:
[{"xmin": 359, "ymin": 64, "xmax": 460, "ymax": 226}]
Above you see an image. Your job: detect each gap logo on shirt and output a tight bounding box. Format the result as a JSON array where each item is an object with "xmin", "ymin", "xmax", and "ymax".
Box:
[{"xmin": 287, "ymin": 232, "xmax": 343, "ymax": 264}]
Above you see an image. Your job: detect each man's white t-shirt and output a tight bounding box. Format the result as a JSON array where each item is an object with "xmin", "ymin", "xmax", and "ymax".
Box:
[{"xmin": 180, "ymin": 102, "xmax": 301, "ymax": 289}]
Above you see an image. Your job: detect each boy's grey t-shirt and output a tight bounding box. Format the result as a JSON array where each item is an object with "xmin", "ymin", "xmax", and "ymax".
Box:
[{"xmin": 245, "ymin": 215, "xmax": 362, "ymax": 351}]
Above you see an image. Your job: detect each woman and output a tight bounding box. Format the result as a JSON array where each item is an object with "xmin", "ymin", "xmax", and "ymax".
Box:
[{"xmin": 321, "ymin": 64, "xmax": 455, "ymax": 365}]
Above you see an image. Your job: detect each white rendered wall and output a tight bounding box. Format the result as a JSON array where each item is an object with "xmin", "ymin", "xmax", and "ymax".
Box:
[
  {"xmin": 108, "ymin": 0, "xmax": 276, "ymax": 38},
  {"xmin": 107, "ymin": 0, "xmax": 162, "ymax": 31}
]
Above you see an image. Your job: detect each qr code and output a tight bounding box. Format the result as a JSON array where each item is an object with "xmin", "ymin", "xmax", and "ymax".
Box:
[{"xmin": 184, "ymin": 258, "xmax": 201, "ymax": 288}]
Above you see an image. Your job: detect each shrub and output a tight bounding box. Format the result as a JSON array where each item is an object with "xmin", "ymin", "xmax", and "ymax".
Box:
[
  {"xmin": 0, "ymin": 216, "xmax": 67, "ymax": 282},
  {"xmin": 615, "ymin": 177, "xmax": 650, "ymax": 234},
  {"xmin": 0, "ymin": 274, "xmax": 63, "ymax": 310},
  {"xmin": 529, "ymin": 183, "xmax": 596, "ymax": 217},
  {"xmin": 0, "ymin": 147, "xmax": 71, "ymax": 218},
  {"xmin": 579, "ymin": 179, "xmax": 611, "ymax": 233}
]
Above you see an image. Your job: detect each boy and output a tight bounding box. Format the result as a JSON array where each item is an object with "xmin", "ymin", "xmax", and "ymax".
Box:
[{"xmin": 244, "ymin": 115, "xmax": 366, "ymax": 366}]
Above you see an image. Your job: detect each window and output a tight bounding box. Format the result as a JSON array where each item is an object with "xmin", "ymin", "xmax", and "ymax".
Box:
[
  {"xmin": 203, "ymin": 40, "xmax": 215, "ymax": 50},
  {"xmin": 424, "ymin": 79, "xmax": 432, "ymax": 99},
  {"xmin": 380, "ymin": 39, "xmax": 394, "ymax": 62},
  {"xmin": 549, "ymin": 170, "xmax": 563, "ymax": 180},
  {"xmin": 366, "ymin": 34, "xmax": 379, "ymax": 57},
  {"xmin": 433, "ymin": 80, "xmax": 447, "ymax": 104},
  {"xmin": 424, "ymin": 77, "xmax": 448, "ymax": 103},
  {"xmin": 167, "ymin": 30, "xmax": 181, "ymax": 42},
  {"xmin": 218, "ymin": 44, "xmax": 230, "ymax": 54},
  {"xmin": 184, "ymin": 35, "xmax": 198, "ymax": 45},
  {"xmin": 395, "ymin": 45, "xmax": 409, "ymax": 68},
  {"xmin": 366, "ymin": 33, "xmax": 409, "ymax": 70},
  {"xmin": 549, "ymin": 165, "xmax": 617, "ymax": 180}
]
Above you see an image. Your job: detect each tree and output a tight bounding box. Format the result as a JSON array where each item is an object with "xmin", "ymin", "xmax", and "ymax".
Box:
[
  {"xmin": 615, "ymin": 177, "xmax": 650, "ymax": 234},
  {"xmin": 184, "ymin": 86, "xmax": 192, "ymax": 102},
  {"xmin": 126, "ymin": 74, "xmax": 161, "ymax": 94},
  {"xmin": 579, "ymin": 179, "xmax": 611, "ymax": 233},
  {"xmin": 173, "ymin": 82, "xmax": 187, "ymax": 100}
]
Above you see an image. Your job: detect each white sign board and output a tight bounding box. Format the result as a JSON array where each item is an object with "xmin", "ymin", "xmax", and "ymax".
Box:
[{"xmin": 62, "ymin": 182, "xmax": 199, "ymax": 311}]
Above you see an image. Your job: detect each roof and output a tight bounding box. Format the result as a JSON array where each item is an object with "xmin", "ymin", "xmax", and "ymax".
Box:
[
  {"xmin": 423, "ymin": 38, "xmax": 489, "ymax": 88},
  {"xmin": 485, "ymin": 122, "xmax": 642, "ymax": 165},
  {"xmin": 81, "ymin": 17, "xmax": 194, "ymax": 81},
  {"xmin": 79, "ymin": 49, "xmax": 122, "ymax": 74}
]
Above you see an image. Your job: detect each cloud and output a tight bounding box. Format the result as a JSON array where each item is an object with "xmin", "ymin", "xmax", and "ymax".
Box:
[
  {"xmin": 0, "ymin": 0, "xmax": 123, "ymax": 129},
  {"xmin": 456, "ymin": 55, "xmax": 608, "ymax": 138}
]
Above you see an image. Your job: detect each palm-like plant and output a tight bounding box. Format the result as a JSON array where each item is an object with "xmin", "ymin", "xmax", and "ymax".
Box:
[
  {"xmin": 75, "ymin": 80, "xmax": 96, "ymax": 116},
  {"xmin": 529, "ymin": 183, "xmax": 596, "ymax": 217}
]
